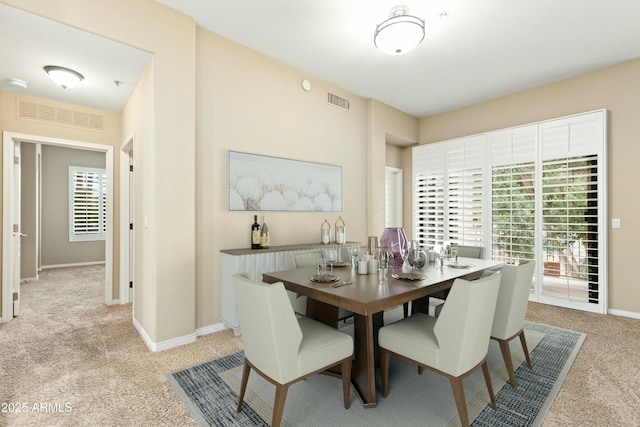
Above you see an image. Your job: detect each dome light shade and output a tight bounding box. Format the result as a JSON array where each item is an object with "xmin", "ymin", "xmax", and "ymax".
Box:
[
  {"xmin": 374, "ymin": 6, "xmax": 425, "ymax": 55},
  {"xmin": 44, "ymin": 65, "xmax": 84, "ymax": 89}
]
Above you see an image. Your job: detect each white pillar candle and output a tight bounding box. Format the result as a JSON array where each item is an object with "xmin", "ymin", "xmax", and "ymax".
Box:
[
  {"xmin": 357, "ymin": 260, "xmax": 368, "ymax": 275},
  {"xmin": 368, "ymin": 259, "xmax": 379, "ymax": 274}
]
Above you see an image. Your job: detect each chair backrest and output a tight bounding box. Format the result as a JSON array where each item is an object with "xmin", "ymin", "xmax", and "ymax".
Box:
[
  {"xmin": 454, "ymin": 245, "xmax": 484, "ymax": 259},
  {"xmin": 233, "ymin": 273, "xmax": 303, "ymax": 383},
  {"xmin": 288, "ymin": 251, "xmax": 324, "ymax": 269},
  {"xmin": 433, "ymin": 273, "xmax": 501, "ymax": 376},
  {"xmin": 491, "ymin": 260, "xmax": 536, "ymax": 340}
]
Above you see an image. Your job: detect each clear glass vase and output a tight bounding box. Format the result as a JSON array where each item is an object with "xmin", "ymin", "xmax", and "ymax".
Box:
[{"xmin": 407, "ymin": 240, "xmax": 427, "ymax": 269}]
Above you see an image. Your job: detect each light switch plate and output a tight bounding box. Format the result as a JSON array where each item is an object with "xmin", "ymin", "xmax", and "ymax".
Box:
[{"xmin": 612, "ymin": 218, "xmax": 621, "ymax": 229}]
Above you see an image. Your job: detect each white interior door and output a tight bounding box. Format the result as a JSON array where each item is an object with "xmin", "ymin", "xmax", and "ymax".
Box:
[{"xmin": 12, "ymin": 141, "xmax": 22, "ymax": 316}]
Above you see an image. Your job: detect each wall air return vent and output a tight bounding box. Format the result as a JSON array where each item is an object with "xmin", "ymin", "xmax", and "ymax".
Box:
[
  {"xmin": 327, "ymin": 92, "xmax": 350, "ymax": 111},
  {"xmin": 17, "ymin": 98, "xmax": 105, "ymax": 132}
]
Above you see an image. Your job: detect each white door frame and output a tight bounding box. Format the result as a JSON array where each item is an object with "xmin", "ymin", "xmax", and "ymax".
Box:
[
  {"xmin": 119, "ymin": 136, "xmax": 133, "ymax": 304},
  {"xmin": 385, "ymin": 166, "xmax": 403, "ymax": 228},
  {"xmin": 2, "ymin": 132, "xmax": 114, "ymax": 322}
]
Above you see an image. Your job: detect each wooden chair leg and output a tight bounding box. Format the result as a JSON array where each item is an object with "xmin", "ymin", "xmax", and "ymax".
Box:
[
  {"xmin": 380, "ymin": 348, "xmax": 390, "ymax": 397},
  {"xmin": 271, "ymin": 383, "xmax": 290, "ymax": 427},
  {"xmin": 498, "ymin": 338, "xmax": 517, "ymax": 387},
  {"xmin": 237, "ymin": 359, "xmax": 251, "ymax": 413},
  {"xmin": 481, "ymin": 360, "xmax": 497, "ymax": 410},
  {"xmin": 519, "ymin": 330, "xmax": 533, "ymax": 369},
  {"xmin": 449, "ymin": 376, "xmax": 470, "ymax": 427},
  {"xmin": 342, "ymin": 358, "xmax": 352, "ymax": 409}
]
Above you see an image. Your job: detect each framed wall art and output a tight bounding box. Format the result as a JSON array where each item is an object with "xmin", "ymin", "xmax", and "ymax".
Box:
[{"xmin": 228, "ymin": 151, "xmax": 342, "ymax": 212}]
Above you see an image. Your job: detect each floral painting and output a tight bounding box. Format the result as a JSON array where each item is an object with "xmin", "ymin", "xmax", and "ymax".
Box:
[{"xmin": 228, "ymin": 151, "xmax": 342, "ymax": 212}]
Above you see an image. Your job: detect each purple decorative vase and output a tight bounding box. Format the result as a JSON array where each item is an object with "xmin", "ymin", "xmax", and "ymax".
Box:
[{"xmin": 380, "ymin": 227, "xmax": 409, "ymax": 267}]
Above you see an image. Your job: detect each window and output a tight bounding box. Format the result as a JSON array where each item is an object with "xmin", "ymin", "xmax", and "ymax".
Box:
[
  {"xmin": 413, "ymin": 135, "xmax": 484, "ymax": 248},
  {"xmin": 69, "ymin": 166, "xmax": 106, "ymax": 242},
  {"xmin": 413, "ymin": 110, "xmax": 607, "ymax": 314}
]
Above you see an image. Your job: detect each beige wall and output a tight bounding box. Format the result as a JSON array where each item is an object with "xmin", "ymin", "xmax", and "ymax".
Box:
[
  {"xmin": 197, "ymin": 29, "xmax": 372, "ymax": 328},
  {"xmin": 1, "ymin": 1, "xmax": 411, "ymax": 341},
  {"xmin": 40, "ymin": 145, "xmax": 105, "ymax": 266},
  {"xmin": 367, "ymin": 101, "xmax": 419, "ymax": 237},
  {"xmin": 0, "ymin": 1, "xmax": 418, "ymax": 334},
  {"xmin": 385, "ymin": 144, "xmax": 404, "ymax": 169},
  {"xmin": 419, "ymin": 58, "xmax": 640, "ymax": 313},
  {"xmin": 0, "ymin": 0, "xmax": 196, "ymax": 344},
  {"xmin": 121, "ymin": 59, "xmax": 155, "ymax": 336},
  {"xmin": 5, "ymin": 0, "xmax": 636, "ymax": 342}
]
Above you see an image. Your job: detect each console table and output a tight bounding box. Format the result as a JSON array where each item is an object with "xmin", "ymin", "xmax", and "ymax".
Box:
[{"xmin": 221, "ymin": 242, "xmax": 360, "ymax": 335}]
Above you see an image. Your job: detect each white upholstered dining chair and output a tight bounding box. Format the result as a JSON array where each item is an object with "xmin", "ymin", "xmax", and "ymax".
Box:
[
  {"xmin": 287, "ymin": 250, "xmax": 353, "ymax": 322},
  {"xmin": 233, "ymin": 273, "xmax": 353, "ymax": 427},
  {"xmin": 285, "ymin": 251, "xmax": 325, "ymax": 315},
  {"xmin": 454, "ymin": 244, "xmax": 484, "ymax": 259},
  {"xmin": 490, "ymin": 260, "xmax": 536, "ymax": 387},
  {"xmin": 379, "ymin": 274, "xmax": 501, "ymax": 427}
]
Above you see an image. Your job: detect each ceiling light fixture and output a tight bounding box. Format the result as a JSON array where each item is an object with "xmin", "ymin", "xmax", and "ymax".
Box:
[
  {"xmin": 374, "ymin": 5, "xmax": 425, "ymax": 55},
  {"xmin": 44, "ymin": 65, "xmax": 84, "ymax": 89}
]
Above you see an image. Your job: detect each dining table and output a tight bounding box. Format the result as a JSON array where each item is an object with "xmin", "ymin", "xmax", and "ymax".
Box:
[{"xmin": 262, "ymin": 257, "xmax": 505, "ymax": 408}]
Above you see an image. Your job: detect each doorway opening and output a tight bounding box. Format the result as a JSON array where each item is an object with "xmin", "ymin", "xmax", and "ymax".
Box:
[{"xmin": 2, "ymin": 132, "xmax": 114, "ymax": 322}]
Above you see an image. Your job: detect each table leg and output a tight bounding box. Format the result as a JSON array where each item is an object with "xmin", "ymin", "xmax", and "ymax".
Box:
[
  {"xmin": 351, "ymin": 312, "xmax": 384, "ymax": 408},
  {"xmin": 306, "ymin": 299, "xmax": 339, "ymax": 328}
]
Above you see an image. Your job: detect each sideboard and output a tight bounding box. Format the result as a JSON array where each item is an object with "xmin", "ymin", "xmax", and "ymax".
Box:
[{"xmin": 221, "ymin": 242, "xmax": 360, "ymax": 335}]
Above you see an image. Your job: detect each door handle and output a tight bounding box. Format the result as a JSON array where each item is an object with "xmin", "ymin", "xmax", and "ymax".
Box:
[{"xmin": 19, "ymin": 233, "xmax": 27, "ymax": 237}]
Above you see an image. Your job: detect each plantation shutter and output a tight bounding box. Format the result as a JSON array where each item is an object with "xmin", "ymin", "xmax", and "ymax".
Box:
[
  {"xmin": 488, "ymin": 125, "xmax": 537, "ymax": 261},
  {"xmin": 413, "ymin": 135, "xmax": 484, "ymax": 248},
  {"xmin": 413, "ymin": 143, "xmax": 445, "ymax": 247},
  {"xmin": 539, "ymin": 112, "xmax": 605, "ymax": 306},
  {"xmin": 69, "ymin": 166, "xmax": 107, "ymax": 241},
  {"xmin": 446, "ymin": 136, "xmax": 484, "ymax": 246}
]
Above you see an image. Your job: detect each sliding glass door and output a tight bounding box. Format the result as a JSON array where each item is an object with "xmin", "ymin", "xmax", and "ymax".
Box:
[{"xmin": 413, "ymin": 110, "xmax": 607, "ymax": 314}]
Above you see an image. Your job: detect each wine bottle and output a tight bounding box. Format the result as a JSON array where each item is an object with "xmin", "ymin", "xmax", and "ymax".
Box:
[
  {"xmin": 251, "ymin": 215, "xmax": 261, "ymax": 249},
  {"xmin": 260, "ymin": 216, "xmax": 270, "ymax": 249}
]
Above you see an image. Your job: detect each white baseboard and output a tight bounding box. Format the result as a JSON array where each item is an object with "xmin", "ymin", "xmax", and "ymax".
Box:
[
  {"xmin": 41, "ymin": 261, "xmax": 105, "ymax": 270},
  {"xmin": 608, "ymin": 308, "xmax": 640, "ymax": 319},
  {"xmin": 131, "ymin": 318, "xmax": 230, "ymax": 352},
  {"xmin": 132, "ymin": 316, "xmax": 197, "ymax": 352},
  {"xmin": 196, "ymin": 322, "xmax": 228, "ymax": 337}
]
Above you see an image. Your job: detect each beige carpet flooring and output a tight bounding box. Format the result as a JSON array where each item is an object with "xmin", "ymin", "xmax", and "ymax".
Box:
[{"xmin": 1, "ymin": 265, "xmax": 639, "ymax": 426}]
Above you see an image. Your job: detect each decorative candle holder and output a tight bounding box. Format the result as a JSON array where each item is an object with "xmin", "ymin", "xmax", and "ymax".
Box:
[
  {"xmin": 367, "ymin": 236, "xmax": 379, "ymax": 256},
  {"xmin": 321, "ymin": 219, "xmax": 331, "ymax": 245},
  {"xmin": 380, "ymin": 227, "xmax": 409, "ymax": 267},
  {"xmin": 335, "ymin": 216, "xmax": 346, "ymax": 245}
]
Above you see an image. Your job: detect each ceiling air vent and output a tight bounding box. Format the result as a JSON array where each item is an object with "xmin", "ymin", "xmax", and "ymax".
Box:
[
  {"xmin": 327, "ymin": 92, "xmax": 350, "ymax": 111},
  {"xmin": 17, "ymin": 98, "xmax": 105, "ymax": 132}
]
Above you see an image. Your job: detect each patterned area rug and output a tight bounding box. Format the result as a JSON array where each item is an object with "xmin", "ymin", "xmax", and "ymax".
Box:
[{"xmin": 167, "ymin": 321, "xmax": 584, "ymax": 426}]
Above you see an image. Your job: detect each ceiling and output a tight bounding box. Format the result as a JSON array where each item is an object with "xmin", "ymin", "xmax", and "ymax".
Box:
[
  {"xmin": 2, "ymin": 1, "xmax": 640, "ymax": 118},
  {"xmin": 156, "ymin": 0, "xmax": 640, "ymax": 118},
  {"xmin": 0, "ymin": 4, "xmax": 151, "ymax": 112}
]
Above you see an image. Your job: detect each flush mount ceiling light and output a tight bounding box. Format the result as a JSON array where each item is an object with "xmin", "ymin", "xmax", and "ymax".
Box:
[
  {"xmin": 374, "ymin": 5, "xmax": 425, "ymax": 55},
  {"xmin": 44, "ymin": 65, "xmax": 84, "ymax": 89}
]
